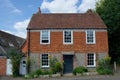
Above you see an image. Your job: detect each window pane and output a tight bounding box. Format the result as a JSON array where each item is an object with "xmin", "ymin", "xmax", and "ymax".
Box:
[
  {"xmin": 41, "ymin": 30, "xmax": 50, "ymax": 43},
  {"xmin": 42, "ymin": 54, "xmax": 49, "ymax": 67},
  {"xmin": 87, "ymin": 53, "xmax": 95, "ymax": 66},
  {"xmin": 42, "ymin": 40, "xmax": 49, "ymax": 43},
  {"xmin": 87, "ymin": 30, "xmax": 94, "ymax": 43},
  {"xmin": 64, "ymin": 31, "xmax": 72, "ymax": 43}
]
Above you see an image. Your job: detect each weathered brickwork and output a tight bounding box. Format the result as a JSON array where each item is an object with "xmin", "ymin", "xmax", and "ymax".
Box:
[
  {"xmin": 0, "ymin": 57, "xmax": 6, "ymax": 76},
  {"xmin": 29, "ymin": 30, "xmax": 108, "ymax": 53}
]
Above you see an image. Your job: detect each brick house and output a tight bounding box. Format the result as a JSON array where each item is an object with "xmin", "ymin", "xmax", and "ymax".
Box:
[{"xmin": 22, "ymin": 8, "xmax": 108, "ymax": 73}]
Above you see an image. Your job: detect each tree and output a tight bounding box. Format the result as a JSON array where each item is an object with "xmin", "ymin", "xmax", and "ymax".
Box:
[
  {"xmin": 96, "ymin": 0, "xmax": 120, "ymax": 63},
  {"xmin": 8, "ymin": 48, "xmax": 23, "ymax": 77}
]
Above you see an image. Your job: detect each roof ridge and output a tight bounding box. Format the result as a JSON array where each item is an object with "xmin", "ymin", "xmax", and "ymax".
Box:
[{"xmin": 0, "ymin": 30, "xmax": 25, "ymax": 39}]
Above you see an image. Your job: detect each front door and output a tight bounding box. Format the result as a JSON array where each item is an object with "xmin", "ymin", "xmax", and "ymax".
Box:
[
  {"xmin": 63, "ymin": 55, "xmax": 73, "ymax": 73},
  {"xmin": 6, "ymin": 59, "xmax": 12, "ymax": 75},
  {"xmin": 19, "ymin": 58, "xmax": 26, "ymax": 75}
]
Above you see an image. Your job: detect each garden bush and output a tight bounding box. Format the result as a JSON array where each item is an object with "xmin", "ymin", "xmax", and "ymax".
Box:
[
  {"xmin": 29, "ymin": 69, "xmax": 52, "ymax": 78},
  {"xmin": 50, "ymin": 58, "xmax": 58, "ymax": 74},
  {"xmin": 96, "ymin": 56, "xmax": 113, "ymax": 75},
  {"xmin": 42, "ymin": 70, "xmax": 52, "ymax": 75},
  {"xmin": 34, "ymin": 69, "xmax": 42, "ymax": 76},
  {"xmin": 8, "ymin": 48, "xmax": 23, "ymax": 77},
  {"xmin": 54, "ymin": 62, "xmax": 63, "ymax": 73},
  {"xmin": 50, "ymin": 58, "xmax": 63, "ymax": 74},
  {"xmin": 73, "ymin": 66, "xmax": 88, "ymax": 75}
]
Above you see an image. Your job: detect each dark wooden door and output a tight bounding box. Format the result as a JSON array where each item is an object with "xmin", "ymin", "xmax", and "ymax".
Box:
[{"xmin": 63, "ymin": 55, "xmax": 73, "ymax": 73}]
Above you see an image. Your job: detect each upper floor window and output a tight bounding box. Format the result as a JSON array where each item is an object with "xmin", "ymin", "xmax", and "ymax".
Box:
[
  {"xmin": 63, "ymin": 30, "xmax": 73, "ymax": 44},
  {"xmin": 86, "ymin": 30, "xmax": 95, "ymax": 44},
  {"xmin": 40, "ymin": 30, "xmax": 50, "ymax": 44}
]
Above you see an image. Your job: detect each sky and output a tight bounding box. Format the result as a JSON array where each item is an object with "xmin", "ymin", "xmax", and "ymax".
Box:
[{"xmin": 0, "ymin": 0, "xmax": 96, "ymax": 38}]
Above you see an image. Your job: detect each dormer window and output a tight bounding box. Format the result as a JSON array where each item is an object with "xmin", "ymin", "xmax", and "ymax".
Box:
[{"xmin": 40, "ymin": 30, "xmax": 50, "ymax": 44}]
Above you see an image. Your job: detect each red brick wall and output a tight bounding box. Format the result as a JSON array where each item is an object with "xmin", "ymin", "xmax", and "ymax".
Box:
[
  {"xmin": 0, "ymin": 57, "xmax": 6, "ymax": 76},
  {"xmin": 21, "ymin": 33, "xmax": 29, "ymax": 54},
  {"xmin": 28, "ymin": 31, "xmax": 108, "ymax": 53},
  {"xmin": 21, "ymin": 40, "xmax": 28, "ymax": 54}
]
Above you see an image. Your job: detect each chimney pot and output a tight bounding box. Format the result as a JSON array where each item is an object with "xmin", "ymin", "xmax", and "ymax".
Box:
[
  {"xmin": 37, "ymin": 7, "xmax": 41, "ymax": 14},
  {"xmin": 86, "ymin": 9, "xmax": 93, "ymax": 14}
]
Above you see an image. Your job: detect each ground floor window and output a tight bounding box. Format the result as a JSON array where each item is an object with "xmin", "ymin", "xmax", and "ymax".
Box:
[
  {"xmin": 87, "ymin": 53, "xmax": 96, "ymax": 67},
  {"xmin": 41, "ymin": 54, "xmax": 49, "ymax": 68}
]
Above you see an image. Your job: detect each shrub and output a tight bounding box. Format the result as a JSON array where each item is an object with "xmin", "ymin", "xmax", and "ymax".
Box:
[
  {"xmin": 96, "ymin": 56, "xmax": 113, "ymax": 75},
  {"xmin": 7, "ymin": 48, "xmax": 22, "ymax": 77},
  {"xmin": 50, "ymin": 58, "xmax": 63, "ymax": 74},
  {"xmin": 54, "ymin": 62, "xmax": 63, "ymax": 73},
  {"xmin": 50, "ymin": 58, "xmax": 58, "ymax": 74},
  {"xmin": 73, "ymin": 66, "xmax": 88, "ymax": 75},
  {"xmin": 34, "ymin": 69, "xmax": 42, "ymax": 76},
  {"xmin": 42, "ymin": 70, "xmax": 52, "ymax": 75},
  {"xmin": 29, "ymin": 69, "xmax": 52, "ymax": 78},
  {"xmin": 29, "ymin": 71, "xmax": 37, "ymax": 78},
  {"xmin": 97, "ymin": 68, "xmax": 113, "ymax": 75}
]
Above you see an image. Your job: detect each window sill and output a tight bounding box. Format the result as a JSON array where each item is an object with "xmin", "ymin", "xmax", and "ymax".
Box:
[
  {"xmin": 86, "ymin": 43, "xmax": 96, "ymax": 44},
  {"xmin": 87, "ymin": 65, "xmax": 96, "ymax": 68},
  {"xmin": 63, "ymin": 42, "xmax": 73, "ymax": 45},
  {"xmin": 41, "ymin": 66, "xmax": 50, "ymax": 69}
]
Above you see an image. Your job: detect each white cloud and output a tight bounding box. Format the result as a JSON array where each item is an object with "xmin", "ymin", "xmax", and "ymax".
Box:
[
  {"xmin": 41, "ymin": 0, "xmax": 96, "ymax": 13},
  {"xmin": 2, "ymin": 19, "xmax": 30, "ymax": 38},
  {"xmin": 14, "ymin": 19, "xmax": 30, "ymax": 31},
  {"xmin": 0, "ymin": 0, "xmax": 21, "ymax": 13},
  {"xmin": 78, "ymin": 0, "xmax": 96, "ymax": 13},
  {"xmin": 41, "ymin": 0, "xmax": 79, "ymax": 13},
  {"xmin": 13, "ymin": 19, "xmax": 30, "ymax": 38},
  {"xmin": 12, "ymin": 8, "xmax": 21, "ymax": 13},
  {"xmin": 1, "ymin": 0, "xmax": 97, "ymax": 39}
]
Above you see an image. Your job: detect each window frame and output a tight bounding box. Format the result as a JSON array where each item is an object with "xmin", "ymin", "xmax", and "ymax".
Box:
[
  {"xmin": 41, "ymin": 54, "xmax": 49, "ymax": 68},
  {"xmin": 40, "ymin": 30, "xmax": 50, "ymax": 44},
  {"xmin": 87, "ymin": 53, "xmax": 96, "ymax": 67},
  {"xmin": 63, "ymin": 30, "xmax": 73, "ymax": 44},
  {"xmin": 86, "ymin": 30, "xmax": 96, "ymax": 44}
]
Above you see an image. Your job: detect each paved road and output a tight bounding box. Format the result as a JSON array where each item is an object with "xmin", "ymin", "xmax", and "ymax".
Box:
[{"xmin": 0, "ymin": 75, "xmax": 120, "ymax": 80}]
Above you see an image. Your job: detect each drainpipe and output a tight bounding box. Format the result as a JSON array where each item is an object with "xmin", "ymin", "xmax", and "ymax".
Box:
[
  {"xmin": 27, "ymin": 29, "xmax": 30, "ymax": 74},
  {"xmin": 28, "ymin": 29, "xmax": 30, "ymax": 57}
]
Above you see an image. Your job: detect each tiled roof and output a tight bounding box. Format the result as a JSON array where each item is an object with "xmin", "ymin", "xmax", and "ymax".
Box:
[
  {"xmin": 0, "ymin": 30, "xmax": 25, "ymax": 56},
  {"xmin": 27, "ymin": 9, "xmax": 107, "ymax": 30}
]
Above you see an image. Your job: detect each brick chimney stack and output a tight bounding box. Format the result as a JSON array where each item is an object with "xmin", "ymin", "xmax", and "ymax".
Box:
[
  {"xmin": 86, "ymin": 9, "xmax": 93, "ymax": 14},
  {"xmin": 37, "ymin": 7, "xmax": 41, "ymax": 14}
]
